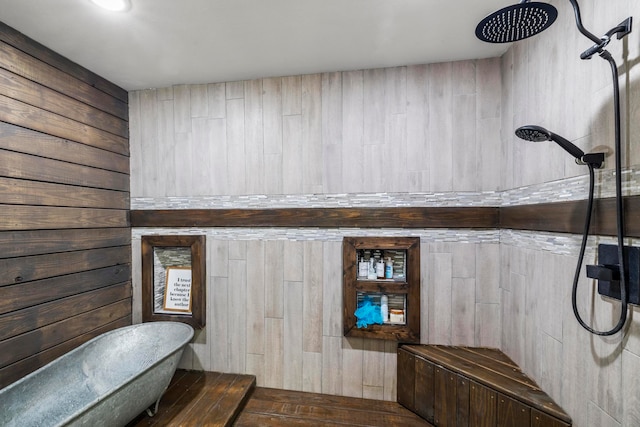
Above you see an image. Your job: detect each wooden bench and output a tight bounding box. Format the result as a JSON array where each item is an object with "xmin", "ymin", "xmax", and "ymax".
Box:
[{"xmin": 397, "ymin": 345, "xmax": 571, "ymax": 427}]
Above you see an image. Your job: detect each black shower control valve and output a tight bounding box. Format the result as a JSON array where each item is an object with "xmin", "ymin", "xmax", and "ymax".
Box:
[
  {"xmin": 594, "ymin": 244, "xmax": 640, "ymax": 306},
  {"xmin": 586, "ymin": 264, "xmax": 619, "ymax": 282}
]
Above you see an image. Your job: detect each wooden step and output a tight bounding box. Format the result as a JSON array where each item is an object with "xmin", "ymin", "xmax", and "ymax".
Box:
[
  {"xmin": 235, "ymin": 387, "xmax": 433, "ymax": 426},
  {"xmin": 128, "ymin": 370, "xmax": 256, "ymax": 427}
]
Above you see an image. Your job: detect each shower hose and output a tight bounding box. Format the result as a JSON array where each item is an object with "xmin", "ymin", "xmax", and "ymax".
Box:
[{"xmin": 572, "ymin": 51, "xmax": 627, "ymax": 336}]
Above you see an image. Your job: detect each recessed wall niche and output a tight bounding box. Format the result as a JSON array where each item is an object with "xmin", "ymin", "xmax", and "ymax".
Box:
[
  {"xmin": 141, "ymin": 235, "xmax": 206, "ymax": 328},
  {"xmin": 343, "ymin": 236, "xmax": 420, "ymax": 342}
]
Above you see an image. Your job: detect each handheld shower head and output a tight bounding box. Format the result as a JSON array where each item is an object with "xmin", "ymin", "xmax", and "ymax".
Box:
[
  {"xmin": 515, "ymin": 125, "xmax": 585, "ymax": 160},
  {"xmin": 476, "ymin": 1, "xmax": 558, "ymax": 43}
]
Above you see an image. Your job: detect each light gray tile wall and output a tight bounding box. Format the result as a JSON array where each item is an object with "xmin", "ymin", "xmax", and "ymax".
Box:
[
  {"xmin": 130, "ymin": 59, "xmax": 502, "ymax": 198},
  {"xmin": 500, "ymin": 233, "xmax": 640, "ymax": 427},
  {"xmin": 500, "ymin": 2, "xmax": 640, "ymax": 426},
  {"xmin": 131, "ymin": 229, "xmax": 501, "ymax": 399}
]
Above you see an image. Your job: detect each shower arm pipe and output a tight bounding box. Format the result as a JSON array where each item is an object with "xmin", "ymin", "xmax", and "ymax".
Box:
[
  {"xmin": 520, "ymin": 0, "xmax": 617, "ymax": 44},
  {"xmin": 566, "ymin": 0, "xmax": 603, "ymax": 45}
]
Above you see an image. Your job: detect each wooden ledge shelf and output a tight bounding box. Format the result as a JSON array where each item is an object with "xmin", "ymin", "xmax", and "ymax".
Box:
[{"xmin": 398, "ymin": 345, "xmax": 571, "ymax": 427}]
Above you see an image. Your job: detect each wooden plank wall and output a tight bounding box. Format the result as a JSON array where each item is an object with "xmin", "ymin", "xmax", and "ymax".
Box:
[{"xmin": 0, "ymin": 22, "xmax": 131, "ymax": 388}]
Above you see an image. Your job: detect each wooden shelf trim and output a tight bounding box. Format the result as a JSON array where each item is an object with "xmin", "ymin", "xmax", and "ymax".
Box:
[
  {"xmin": 131, "ymin": 195, "xmax": 640, "ymax": 237},
  {"xmin": 130, "ymin": 207, "xmax": 498, "ymax": 229}
]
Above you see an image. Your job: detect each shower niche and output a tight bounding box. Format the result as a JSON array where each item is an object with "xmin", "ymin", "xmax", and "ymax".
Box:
[
  {"xmin": 343, "ymin": 236, "xmax": 420, "ymax": 342},
  {"xmin": 141, "ymin": 235, "xmax": 206, "ymax": 329}
]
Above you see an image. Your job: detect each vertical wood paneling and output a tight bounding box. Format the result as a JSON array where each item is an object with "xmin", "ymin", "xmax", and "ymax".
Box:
[
  {"xmin": 226, "ymin": 81, "xmax": 244, "ymax": 100},
  {"xmin": 226, "ymin": 98, "xmax": 246, "ymax": 195},
  {"xmin": 434, "ymin": 366, "xmax": 458, "ymax": 426},
  {"xmin": 428, "ymin": 62, "xmax": 453, "ymax": 192},
  {"xmin": 190, "ymin": 84, "xmax": 208, "ymax": 118},
  {"xmin": 397, "ymin": 348, "xmax": 415, "ymax": 410},
  {"xmin": 228, "ymin": 257, "xmax": 247, "ymax": 373},
  {"xmin": 209, "ymin": 241, "xmax": 229, "ymax": 371},
  {"xmin": 470, "ymin": 380, "xmax": 497, "ymax": 426},
  {"xmin": 342, "ymin": 70, "xmax": 364, "ymax": 192},
  {"xmin": 265, "ymin": 317, "xmax": 284, "ymax": 389},
  {"xmin": 284, "ymin": 280, "xmax": 303, "ymax": 390},
  {"xmin": 138, "ymin": 89, "xmax": 159, "ymax": 196},
  {"xmin": 131, "ymin": 59, "xmax": 509, "ymax": 198},
  {"xmin": 174, "ymin": 85, "xmax": 191, "ymax": 133},
  {"xmin": 386, "ymin": 113, "xmax": 408, "ymax": 192},
  {"xmin": 283, "ymin": 114, "xmax": 303, "ymax": 194},
  {"xmin": 0, "ymin": 24, "xmax": 130, "ymax": 388},
  {"xmin": 132, "ymin": 232, "xmax": 505, "ymax": 403},
  {"xmin": 265, "ymin": 240, "xmax": 284, "ymax": 318},
  {"xmin": 363, "ymin": 68, "xmax": 385, "ymax": 192},
  {"xmin": 342, "ymin": 336, "xmax": 364, "ymax": 398},
  {"xmin": 383, "ymin": 341, "xmax": 398, "ymax": 401},
  {"xmin": 363, "ymin": 339, "xmax": 385, "ymax": 399},
  {"xmin": 321, "ymin": 72, "xmax": 343, "ymax": 193},
  {"xmin": 303, "ymin": 241, "xmax": 323, "ymax": 353},
  {"xmin": 211, "ymin": 276, "xmax": 230, "ymax": 373},
  {"xmin": 322, "ymin": 241, "xmax": 343, "ymax": 337},
  {"xmin": 208, "ymin": 83, "xmax": 226, "ymax": 119},
  {"xmin": 406, "ymin": 64, "xmax": 429, "ymax": 191},
  {"xmin": 282, "ymin": 76, "xmax": 301, "ymax": 115},
  {"xmin": 302, "ymin": 351, "xmax": 322, "ymax": 393},
  {"xmin": 322, "ymin": 335, "xmax": 343, "ymax": 395},
  {"xmin": 209, "ymin": 118, "xmax": 228, "ymax": 195},
  {"xmin": 452, "ymin": 93, "xmax": 477, "ymax": 191},
  {"xmin": 244, "ymin": 79, "xmax": 264, "ymax": 194},
  {"xmin": 452, "ymin": 278, "xmax": 476, "ymax": 346},
  {"xmin": 429, "ymin": 251, "xmax": 453, "ymax": 344},
  {"xmin": 246, "ymin": 241, "xmax": 265, "ymax": 355},
  {"xmin": 415, "ymin": 355, "xmax": 435, "ymax": 421},
  {"xmin": 191, "ymin": 118, "xmax": 212, "ymax": 195},
  {"xmin": 284, "ymin": 241, "xmax": 304, "ymax": 282},
  {"xmin": 301, "ymin": 74, "xmax": 323, "ymax": 193},
  {"xmin": 263, "ymin": 77, "xmax": 283, "ymax": 155}
]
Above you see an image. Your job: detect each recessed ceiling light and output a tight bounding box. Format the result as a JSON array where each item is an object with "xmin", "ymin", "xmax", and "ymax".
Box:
[{"xmin": 90, "ymin": 0, "xmax": 132, "ymax": 12}]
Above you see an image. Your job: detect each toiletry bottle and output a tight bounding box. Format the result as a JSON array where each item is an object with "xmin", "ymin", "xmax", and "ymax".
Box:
[
  {"xmin": 380, "ymin": 294, "xmax": 388, "ymax": 323},
  {"xmin": 358, "ymin": 251, "xmax": 368, "ymax": 278},
  {"xmin": 368, "ymin": 258, "xmax": 377, "ymax": 279},
  {"xmin": 385, "ymin": 257, "xmax": 393, "ymax": 279},
  {"xmin": 376, "ymin": 257, "xmax": 385, "ymax": 279}
]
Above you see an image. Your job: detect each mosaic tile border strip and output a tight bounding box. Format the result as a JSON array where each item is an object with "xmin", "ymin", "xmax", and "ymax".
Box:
[
  {"xmin": 132, "ymin": 227, "xmax": 501, "ymax": 244},
  {"xmin": 130, "ymin": 166, "xmax": 640, "ymax": 210},
  {"xmin": 130, "ymin": 192, "xmax": 503, "ymax": 209},
  {"xmin": 499, "ymin": 230, "xmax": 639, "ymax": 257}
]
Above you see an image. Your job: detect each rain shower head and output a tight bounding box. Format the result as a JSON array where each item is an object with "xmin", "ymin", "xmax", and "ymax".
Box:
[
  {"xmin": 476, "ymin": 1, "xmax": 558, "ymax": 43},
  {"xmin": 515, "ymin": 125, "xmax": 585, "ymax": 159}
]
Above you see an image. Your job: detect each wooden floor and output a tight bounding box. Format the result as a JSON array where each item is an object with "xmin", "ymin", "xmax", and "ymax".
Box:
[{"xmin": 128, "ymin": 370, "xmax": 432, "ymax": 426}]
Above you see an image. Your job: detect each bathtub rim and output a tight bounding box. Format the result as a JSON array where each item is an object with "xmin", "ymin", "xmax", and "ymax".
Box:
[{"xmin": 0, "ymin": 321, "xmax": 194, "ymax": 426}]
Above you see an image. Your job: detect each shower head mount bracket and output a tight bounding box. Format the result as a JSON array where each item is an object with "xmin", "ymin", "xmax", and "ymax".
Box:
[
  {"xmin": 577, "ymin": 152, "xmax": 605, "ymax": 168},
  {"xmin": 580, "ymin": 17, "xmax": 633, "ymax": 60}
]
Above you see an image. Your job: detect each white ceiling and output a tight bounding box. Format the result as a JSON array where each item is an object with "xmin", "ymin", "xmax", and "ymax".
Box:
[{"xmin": 0, "ymin": 0, "xmax": 513, "ymax": 91}]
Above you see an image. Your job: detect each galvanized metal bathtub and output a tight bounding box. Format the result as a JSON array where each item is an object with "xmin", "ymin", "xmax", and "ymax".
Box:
[{"xmin": 0, "ymin": 321, "xmax": 194, "ymax": 427}]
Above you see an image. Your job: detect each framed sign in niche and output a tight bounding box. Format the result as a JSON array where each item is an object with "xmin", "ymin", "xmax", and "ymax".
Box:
[{"xmin": 141, "ymin": 235, "xmax": 206, "ymax": 328}]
